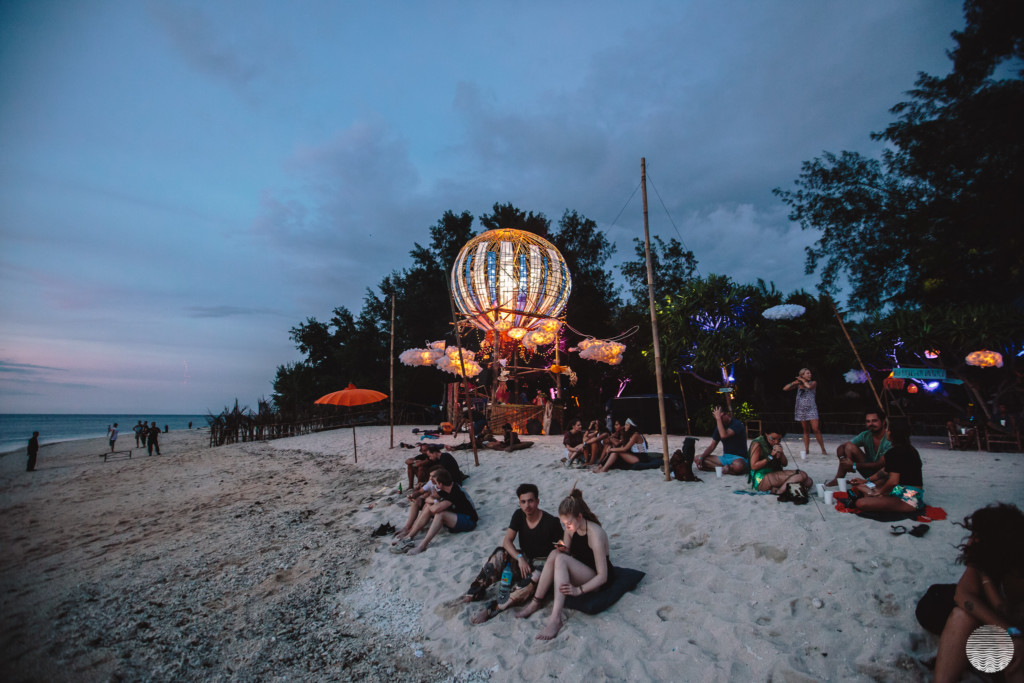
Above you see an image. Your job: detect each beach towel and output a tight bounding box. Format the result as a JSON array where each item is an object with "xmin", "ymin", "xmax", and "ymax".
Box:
[{"xmin": 563, "ymin": 567, "xmax": 645, "ymax": 615}]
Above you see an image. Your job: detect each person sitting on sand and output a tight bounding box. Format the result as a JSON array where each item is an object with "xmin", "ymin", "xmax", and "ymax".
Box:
[
  {"xmin": 516, "ymin": 488, "xmax": 614, "ymax": 640},
  {"xmin": 933, "ymin": 503, "xmax": 1024, "ymax": 683},
  {"xmin": 826, "ymin": 409, "xmax": 890, "ymax": 486},
  {"xmin": 581, "ymin": 419, "xmax": 610, "ymax": 466},
  {"xmin": 395, "ymin": 465, "xmax": 445, "ymax": 540},
  {"xmin": 404, "ymin": 443, "xmax": 431, "ymax": 489},
  {"xmin": 747, "ymin": 429, "xmax": 814, "ymax": 494},
  {"xmin": 563, "ymin": 420, "xmax": 585, "ymax": 465},
  {"xmin": 696, "ymin": 406, "xmax": 748, "ymax": 475},
  {"xmin": 593, "ymin": 418, "xmax": 649, "ymax": 472},
  {"xmin": 408, "ymin": 443, "xmax": 466, "ymax": 487},
  {"xmin": 845, "ymin": 418, "xmax": 924, "ymax": 515},
  {"xmin": 392, "ymin": 469, "xmax": 478, "ymax": 555},
  {"xmin": 462, "ymin": 483, "xmax": 564, "ymax": 624},
  {"xmin": 489, "ymin": 423, "xmax": 533, "ymax": 452}
]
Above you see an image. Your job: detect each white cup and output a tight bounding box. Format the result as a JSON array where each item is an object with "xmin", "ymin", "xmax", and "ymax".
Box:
[
  {"xmin": 837, "ymin": 478, "xmax": 848, "ymax": 493},
  {"xmin": 816, "ymin": 484, "xmax": 825, "ymax": 498},
  {"xmin": 715, "ymin": 466, "xmax": 724, "ymax": 478},
  {"xmin": 825, "ymin": 491, "xmax": 835, "ymax": 505},
  {"xmin": 800, "ymin": 452, "xmax": 807, "ymax": 460},
  {"xmin": 960, "ymin": 427, "xmax": 967, "ymax": 435}
]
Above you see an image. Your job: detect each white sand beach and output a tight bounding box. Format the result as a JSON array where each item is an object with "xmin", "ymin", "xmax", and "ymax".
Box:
[{"xmin": 2, "ymin": 425, "xmax": 1022, "ymax": 681}]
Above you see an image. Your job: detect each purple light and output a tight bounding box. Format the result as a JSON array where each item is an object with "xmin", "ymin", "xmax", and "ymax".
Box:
[{"xmin": 925, "ymin": 381, "xmax": 940, "ymax": 391}]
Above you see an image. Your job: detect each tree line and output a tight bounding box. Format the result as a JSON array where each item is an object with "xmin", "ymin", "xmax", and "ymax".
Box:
[{"xmin": 269, "ymin": 0, "xmax": 1022, "ymax": 432}]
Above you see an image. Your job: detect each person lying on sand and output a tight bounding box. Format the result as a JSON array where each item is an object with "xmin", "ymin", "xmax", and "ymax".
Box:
[
  {"xmin": 747, "ymin": 429, "xmax": 813, "ymax": 494},
  {"xmin": 844, "ymin": 419, "xmax": 924, "ymax": 515},
  {"xmin": 826, "ymin": 409, "xmax": 890, "ymax": 487},
  {"xmin": 489, "ymin": 424, "xmax": 533, "ymax": 452},
  {"xmin": 516, "ymin": 488, "xmax": 613, "ymax": 640},
  {"xmin": 933, "ymin": 503, "xmax": 1024, "ymax": 683},
  {"xmin": 696, "ymin": 406, "xmax": 749, "ymax": 475},
  {"xmin": 593, "ymin": 418, "xmax": 649, "ymax": 472},
  {"xmin": 463, "ymin": 483, "xmax": 563, "ymax": 624},
  {"xmin": 392, "ymin": 469, "xmax": 478, "ymax": 555}
]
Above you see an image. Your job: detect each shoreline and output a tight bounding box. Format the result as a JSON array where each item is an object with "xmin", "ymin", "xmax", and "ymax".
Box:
[{"xmin": 1, "ymin": 425, "xmax": 1021, "ymax": 681}]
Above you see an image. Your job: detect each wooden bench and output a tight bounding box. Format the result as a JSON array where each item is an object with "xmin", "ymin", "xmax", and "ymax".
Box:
[{"xmin": 102, "ymin": 449, "xmax": 132, "ymax": 462}]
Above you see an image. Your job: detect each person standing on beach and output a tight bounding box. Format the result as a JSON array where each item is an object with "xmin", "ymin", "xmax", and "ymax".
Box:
[
  {"xmin": 27, "ymin": 431, "xmax": 39, "ymax": 472},
  {"xmin": 133, "ymin": 420, "xmax": 145, "ymax": 447},
  {"xmin": 147, "ymin": 421, "xmax": 161, "ymax": 456},
  {"xmin": 783, "ymin": 368, "xmax": 828, "ymax": 456},
  {"xmin": 108, "ymin": 423, "xmax": 119, "ymax": 453}
]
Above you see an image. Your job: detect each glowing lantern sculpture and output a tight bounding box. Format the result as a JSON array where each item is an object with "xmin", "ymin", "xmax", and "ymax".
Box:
[
  {"xmin": 451, "ymin": 229, "xmax": 572, "ymax": 335},
  {"xmin": 965, "ymin": 350, "xmax": 1003, "ymax": 368},
  {"xmin": 578, "ymin": 338, "xmax": 626, "ymax": 366}
]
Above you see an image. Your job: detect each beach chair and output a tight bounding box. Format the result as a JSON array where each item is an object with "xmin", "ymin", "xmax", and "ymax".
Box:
[
  {"xmin": 986, "ymin": 428, "xmax": 1022, "ymax": 453},
  {"xmin": 946, "ymin": 424, "xmax": 980, "ymax": 451}
]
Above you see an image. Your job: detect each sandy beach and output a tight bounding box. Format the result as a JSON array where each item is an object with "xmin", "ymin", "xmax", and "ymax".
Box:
[{"xmin": 1, "ymin": 425, "xmax": 1022, "ymax": 682}]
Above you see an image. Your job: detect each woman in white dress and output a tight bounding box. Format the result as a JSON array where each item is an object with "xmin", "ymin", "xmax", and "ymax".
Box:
[{"xmin": 783, "ymin": 368, "xmax": 827, "ymax": 456}]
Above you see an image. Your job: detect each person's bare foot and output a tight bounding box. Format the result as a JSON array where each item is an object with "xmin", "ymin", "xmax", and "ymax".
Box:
[
  {"xmin": 536, "ymin": 617, "xmax": 562, "ymax": 640},
  {"xmin": 516, "ymin": 596, "xmax": 543, "ymax": 619},
  {"xmin": 407, "ymin": 545, "xmax": 425, "ymax": 556},
  {"xmin": 472, "ymin": 601, "xmax": 498, "ymax": 624}
]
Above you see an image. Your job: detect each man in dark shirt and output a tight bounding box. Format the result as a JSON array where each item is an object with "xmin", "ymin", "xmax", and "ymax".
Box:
[
  {"xmin": 461, "ymin": 483, "xmax": 563, "ymax": 622},
  {"xmin": 27, "ymin": 431, "xmax": 39, "ymax": 472},
  {"xmin": 147, "ymin": 422, "xmax": 161, "ymax": 456},
  {"xmin": 395, "ymin": 469, "xmax": 478, "ymax": 556},
  {"xmin": 696, "ymin": 406, "xmax": 749, "ymax": 475}
]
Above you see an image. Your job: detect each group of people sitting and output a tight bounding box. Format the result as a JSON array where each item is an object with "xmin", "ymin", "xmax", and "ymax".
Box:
[
  {"xmin": 461, "ymin": 484, "xmax": 614, "ymax": 640},
  {"xmin": 392, "ymin": 443, "xmax": 477, "ymax": 555},
  {"xmin": 561, "ymin": 417, "xmax": 651, "ymax": 472}
]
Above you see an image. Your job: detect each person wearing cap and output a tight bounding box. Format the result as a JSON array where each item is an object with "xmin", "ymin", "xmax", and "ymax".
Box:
[
  {"xmin": 696, "ymin": 406, "xmax": 749, "ymax": 475},
  {"xmin": 593, "ymin": 418, "xmax": 649, "ymax": 472}
]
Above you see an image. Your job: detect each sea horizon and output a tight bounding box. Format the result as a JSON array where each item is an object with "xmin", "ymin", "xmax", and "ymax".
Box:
[{"xmin": 0, "ymin": 413, "xmax": 209, "ymax": 456}]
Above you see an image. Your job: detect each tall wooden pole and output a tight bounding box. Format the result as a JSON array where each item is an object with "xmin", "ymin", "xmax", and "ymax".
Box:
[
  {"xmin": 446, "ymin": 277, "xmax": 480, "ymax": 467},
  {"xmin": 830, "ymin": 300, "xmax": 884, "ymax": 413},
  {"xmin": 389, "ymin": 293, "xmax": 395, "ymax": 449},
  {"xmin": 554, "ymin": 330, "xmax": 563, "ymax": 400},
  {"xmin": 641, "ymin": 158, "xmax": 672, "ymax": 481}
]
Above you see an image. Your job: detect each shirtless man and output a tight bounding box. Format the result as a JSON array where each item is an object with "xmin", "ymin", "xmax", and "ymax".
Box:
[
  {"xmin": 696, "ymin": 406, "xmax": 749, "ymax": 475},
  {"xmin": 827, "ymin": 409, "xmax": 890, "ymax": 486},
  {"xmin": 462, "ymin": 483, "xmax": 563, "ymax": 623}
]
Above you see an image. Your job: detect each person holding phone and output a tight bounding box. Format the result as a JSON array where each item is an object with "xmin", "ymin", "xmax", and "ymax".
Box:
[{"xmin": 516, "ymin": 488, "xmax": 614, "ymax": 640}]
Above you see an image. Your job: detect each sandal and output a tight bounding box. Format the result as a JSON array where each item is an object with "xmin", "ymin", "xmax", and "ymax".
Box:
[
  {"xmin": 390, "ymin": 538, "xmax": 416, "ymax": 554},
  {"xmin": 889, "ymin": 525, "xmax": 907, "ymax": 536}
]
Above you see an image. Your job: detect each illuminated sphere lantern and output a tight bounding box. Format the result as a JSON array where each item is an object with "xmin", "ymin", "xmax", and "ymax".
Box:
[{"xmin": 451, "ymin": 229, "xmax": 572, "ymax": 335}]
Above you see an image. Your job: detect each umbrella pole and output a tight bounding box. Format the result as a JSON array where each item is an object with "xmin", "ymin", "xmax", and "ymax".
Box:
[{"xmin": 353, "ymin": 426, "xmax": 358, "ymax": 463}]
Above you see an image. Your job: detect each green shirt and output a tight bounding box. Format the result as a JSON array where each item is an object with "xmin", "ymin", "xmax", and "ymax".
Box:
[{"xmin": 850, "ymin": 430, "xmax": 891, "ymax": 462}]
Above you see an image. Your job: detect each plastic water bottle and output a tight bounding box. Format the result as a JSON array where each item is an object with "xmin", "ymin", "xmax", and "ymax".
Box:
[{"xmin": 498, "ymin": 562, "xmax": 513, "ymax": 604}]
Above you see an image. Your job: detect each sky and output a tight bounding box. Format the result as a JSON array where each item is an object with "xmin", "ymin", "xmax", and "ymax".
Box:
[{"xmin": 0, "ymin": 0, "xmax": 966, "ymax": 415}]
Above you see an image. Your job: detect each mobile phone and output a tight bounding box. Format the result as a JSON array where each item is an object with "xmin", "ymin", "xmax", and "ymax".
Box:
[{"xmin": 866, "ymin": 482, "xmax": 876, "ymax": 489}]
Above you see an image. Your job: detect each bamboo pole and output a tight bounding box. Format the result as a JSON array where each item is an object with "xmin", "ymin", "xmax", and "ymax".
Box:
[
  {"xmin": 446, "ymin": 277, "xmax": 480, "ymax": 467},
  {"xmin": 389, "ymin": 293, "xmax": 395, "ymax": 449},
  {"xmin": 676, "ymin": 373, "xmax": 692, "ymax": 435},
  {"xmin": 830, "ymin": 300, "xmax": 884, "ymax": 412},
  {"xmin": 641, "ymin": 158, "xmax": 672, "ymax": 482},
  {"xmin": 352, "ymin": 425, "xmax": 358, "ymax": 463}
]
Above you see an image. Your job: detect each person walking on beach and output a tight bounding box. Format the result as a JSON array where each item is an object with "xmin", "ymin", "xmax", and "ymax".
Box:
[
  {"xmin": 27, "ymin": 431, "xmax": 39, "ymax": 472},
  {"xmin": 147, "ymin": 421, "xmax": 161, "ymax": 456},
  {"xmin": 783, "ymin": 368, "xmax": 827, "ymax": 456},
  {"xmin": 108, "ymin": 423, "xmax": 119, "ymax": 453}
]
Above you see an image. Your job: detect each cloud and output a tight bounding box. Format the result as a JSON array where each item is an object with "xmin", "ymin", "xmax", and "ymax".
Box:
[
  {"xmin": 149, "ymin": 2, "xmax": 264, "ymax": 88},
  {"xmin": 184, "ymin": 305, "xmax": 283, "ymax": 318},
  {"xmin": 0, "ymin": 360, "xmax": 66, "ymax": 376}
]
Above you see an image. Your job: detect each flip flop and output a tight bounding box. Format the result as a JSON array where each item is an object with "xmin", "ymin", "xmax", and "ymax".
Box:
[
  {"xmin": 909, "ymin": 524, "xmax": 930, "ymax": 537},
  {"xmin": 890, "ymin": 525, "xmax": 907, "ymax": 536}
]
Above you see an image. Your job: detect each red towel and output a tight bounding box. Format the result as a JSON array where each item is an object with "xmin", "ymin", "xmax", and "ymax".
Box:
[{"xmin": 917, "ymin": 506, "xmax": 947, "ymax": 523}]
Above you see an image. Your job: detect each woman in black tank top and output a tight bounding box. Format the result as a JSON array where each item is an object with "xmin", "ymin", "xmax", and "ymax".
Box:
[{"xmin": 515, "ymin": 488, "xmax": 613, "ymax": 640}]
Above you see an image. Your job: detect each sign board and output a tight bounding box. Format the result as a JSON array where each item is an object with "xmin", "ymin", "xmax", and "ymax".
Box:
[{"xmin": 892, "ymin": 367, "xmax": 947, "ymax": 380}]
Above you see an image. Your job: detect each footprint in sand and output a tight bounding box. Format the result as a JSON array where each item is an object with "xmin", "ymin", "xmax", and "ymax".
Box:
[{"xmin": 676, "ymin": 533, "xmax": 708, "ymax": 552}]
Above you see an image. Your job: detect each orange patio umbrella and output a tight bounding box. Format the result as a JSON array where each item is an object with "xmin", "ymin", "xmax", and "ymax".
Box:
[{"xmin": 314, "ymin": 383, "xmax": 388, "ymax": 462}]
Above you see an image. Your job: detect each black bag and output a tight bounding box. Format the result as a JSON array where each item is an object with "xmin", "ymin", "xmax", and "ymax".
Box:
[{"xmin": 915, "ymin": 583, "xmax": 957, "ymax": 635}]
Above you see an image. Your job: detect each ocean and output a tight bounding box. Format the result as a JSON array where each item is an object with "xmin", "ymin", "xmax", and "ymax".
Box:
[{"xmin": 0, "ymin": 414, "xmax": 209, "ymax": 455}]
